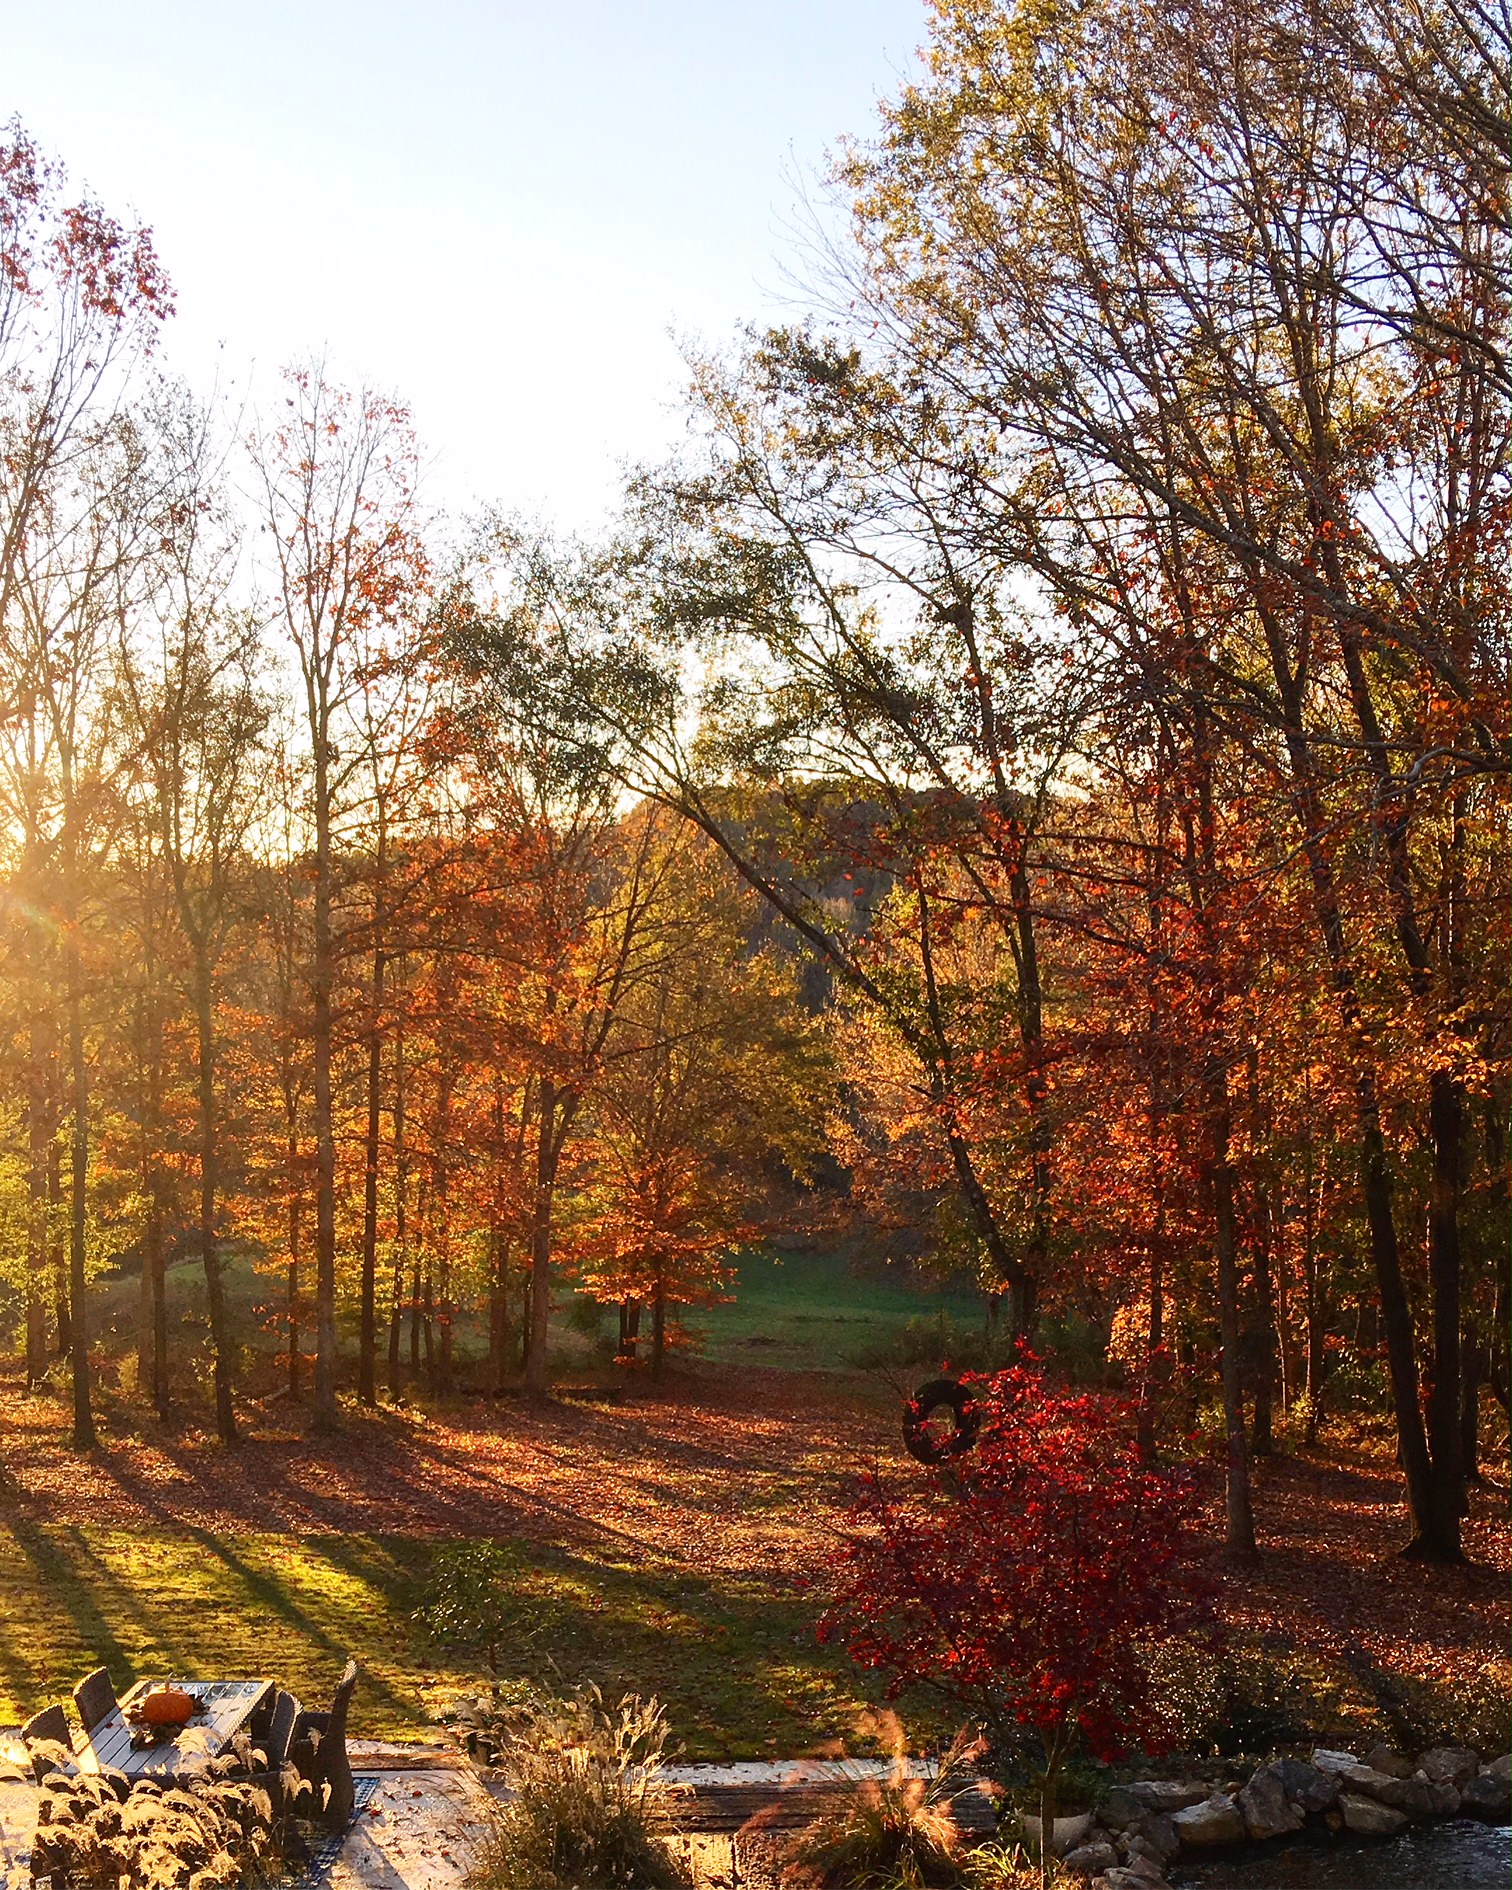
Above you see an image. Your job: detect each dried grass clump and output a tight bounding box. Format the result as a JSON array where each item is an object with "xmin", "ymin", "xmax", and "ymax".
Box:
[
  {"xmin": 464, "ymin": 1685, "xmax": 686, "ymax": 1890},
  {"xmin": 785, "ymin": 1728, "xmax": 987, "ymax": 1890},
  {"xmin": 30, "ymin": 1734, "xmax": 286, "ymax": 1889}
]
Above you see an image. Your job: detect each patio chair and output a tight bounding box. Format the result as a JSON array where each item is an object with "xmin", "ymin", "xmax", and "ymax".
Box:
[
  {"xmin": 290, "ymin": 1659, "xmax": 358, "ymax": 1832},
  {"xmin": 234, "ymin": 1688, "xmax": 302, "ymax": 1819},
  {"xmin": 72, "ymin": 1667, "xmax": 117, "ymax": 1734},
  {"xmin": 21, "ymin": 1703, "xmax": 75, "ymax": 1781}
]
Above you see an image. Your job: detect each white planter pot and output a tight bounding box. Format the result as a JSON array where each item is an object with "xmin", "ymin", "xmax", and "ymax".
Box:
[{"xmin": 1020, "ymin": 1811, "xmax": 1094, "ymax": 1857}]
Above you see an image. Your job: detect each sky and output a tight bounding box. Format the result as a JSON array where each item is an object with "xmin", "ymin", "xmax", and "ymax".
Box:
[{"xmin": 5, "ymin": 0, "xmax": 929, "ymax": 528}]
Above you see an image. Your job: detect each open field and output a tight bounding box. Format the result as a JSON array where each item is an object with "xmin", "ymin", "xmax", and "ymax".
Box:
[
  {"xmin": 80, "ymin": 1245, "xmax": 989, "ymax": 1395},
  {"xmin": 2, "ymin": 1362, "xmax": 898, "ymax": 1756},
  {"xmin": 691, "ymin": 1247, "xmax": 985, "ymax": 1373}
]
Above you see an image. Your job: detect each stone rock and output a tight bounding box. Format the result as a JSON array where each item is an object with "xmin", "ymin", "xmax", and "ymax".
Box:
[
  {"xmin": 1395, "ymin": 1774, "xmax": 1444, "ymax": 1821},
  {"xmin": 1099, "ymin": 1787, "xmax": 1145, "ymax": 1831},
  {"xmin": 1104, "ymin": 1871, "xmax": 1163, "ymax": 1890},
  {"xmin": 1171, "ymin": 1794, "xmax": 1246, "ymax": 1847},
  {"xmin": 1417, "ymin": 1744, "xmax": 1479, "ymax": 1787},
  {"xmin": 1122, "ymin": 1855, "xmax": 1168, "ymax": 1885},
  {"xmin": 1461, "ymin": 1771, "xmax": 1512, "ymax": 1821},
  {"xmin": 1063, "ymin": 1840, "xmax": 1119, "ymax": 1877},
  {"xmin": 1130, "ymin": 1779, "xmax": 1211, "ymax": 1814},
  {"xmin": 1481, "ymin": 1752, "xmax": 1511, "ymax": 1783},
  {"xmin": 1338, "ymin": 1792, "xmax": 1409, "ymax": 1838},
  {"xmin": 1238, "ymin": 1768, "xmax": 1305, "ymax": 1842},
  {"xmin": 1364, "ymin": 1742, "xmax": 1415, "ymax": 1778},
  {"xmin": 1311, "ymin": 1748, "xmax": 1361, "ymax": 1773},
  {"xmin": 1267, "ymin": 1758, "xmax": 1339, "ymax": 1814},
  {"xmin": 1138, "ymin": 1812, "xmax": 1180, "ymax": 1861},
  {"xmin": 1426, "ymin": 1779, "xmax": 1460, "ymax": 1818},
  {"xmin": 1339, "ymin": 1763, "xmax": 1413, "ymax": 1807}
]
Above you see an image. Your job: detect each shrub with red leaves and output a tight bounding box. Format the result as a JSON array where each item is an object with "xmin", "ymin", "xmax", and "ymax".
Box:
[{"xmin": 818, "ymin": 1364, "xmax": 1210, "ymax": 1877}]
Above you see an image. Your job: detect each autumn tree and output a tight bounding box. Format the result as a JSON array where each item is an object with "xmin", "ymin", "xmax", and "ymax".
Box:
[
  {"xmin": 0, "ymin": 122, "xmax": 171, "ymax": 1440},
  {"xmin": 818, "ymin": 1365, "xmax": 1208, "ymax": 1889},
  {"xmin": 574, "ymin": 827, "xmax": 831, "ymax": 1376},
  {"xmin": 250, "ymin": 367, "xmax": 427, "ymax": 1429},
  {"xmin": 813, "ymin": 0, "xmax": 1507, "ymax": 1557},
  {"xmin": 116, "ymin": 388, "xmax": 266, "ymax": 1440}
]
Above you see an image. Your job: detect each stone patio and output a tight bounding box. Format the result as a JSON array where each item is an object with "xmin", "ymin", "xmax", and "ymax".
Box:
[{"xmin": 0, "ymin": 1740, "xmax": 984, "ymax": 1887}]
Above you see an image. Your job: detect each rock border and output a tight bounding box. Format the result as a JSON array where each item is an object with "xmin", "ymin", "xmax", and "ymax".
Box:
[{"xmin": 1056, "ymin": 1744, "xmax": 1511, "ymax": 1889}]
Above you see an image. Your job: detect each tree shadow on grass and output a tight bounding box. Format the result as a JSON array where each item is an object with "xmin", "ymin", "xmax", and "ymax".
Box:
[
  {"xmin": 441, "ymin": 1540, "xmax": 905, "ymax": 1759},
  {"xmin": 0, "ymin": 1518, "xmax": 133, "ymax": 1702},
  {"xmin": 175, "ymin": 1527, "xmax": 419, "ymax": 1725}
]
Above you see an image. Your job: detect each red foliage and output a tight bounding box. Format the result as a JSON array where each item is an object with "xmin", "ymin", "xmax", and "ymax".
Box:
[
  {"xmin": 0, "ymin": 118, "xmax": 172, "ymax": 328},
  {"xmin": 817, "ymin": 1365, "xmax": 1211, "ymax": 1761}
]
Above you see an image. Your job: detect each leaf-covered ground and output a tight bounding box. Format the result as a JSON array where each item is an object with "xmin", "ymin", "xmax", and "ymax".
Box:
[
  {"xmin": 0, "ymin": 1366, "xmax": 903, "ymax": 1755},
  {"xmin": 1192, "ymin": 1437, "xmax": 1510, "ymax": 1749},
  {"xmin": 0, "ymin": 1366, "xmax": 1505, "ymax": 1758}
]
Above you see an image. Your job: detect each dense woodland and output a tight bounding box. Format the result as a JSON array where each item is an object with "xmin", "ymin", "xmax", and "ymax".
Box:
[{"xmin": 0, "ymin": 0, "xmax": 1505, "ymax": 1583}]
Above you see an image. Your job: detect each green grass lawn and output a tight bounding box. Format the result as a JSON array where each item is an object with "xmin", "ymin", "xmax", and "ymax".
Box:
[
  {"xmin": 689, "ymin": 1247, "xmax": 986, "ymax": 1375},
  {"xmin": 0, "ymin": 1519, "xmax": 914, "ymax": 1759}
]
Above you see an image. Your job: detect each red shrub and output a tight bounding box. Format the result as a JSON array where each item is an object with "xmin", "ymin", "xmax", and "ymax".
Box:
[{"xmin": 818, "ymin": 1364, "xmax": 1211, "ymax": 1764}]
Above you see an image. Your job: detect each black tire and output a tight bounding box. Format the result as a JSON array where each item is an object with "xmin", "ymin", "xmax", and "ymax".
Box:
[{"xmin": 902, "ymin": 1376, "xmax": 981, "ymax": 1464}]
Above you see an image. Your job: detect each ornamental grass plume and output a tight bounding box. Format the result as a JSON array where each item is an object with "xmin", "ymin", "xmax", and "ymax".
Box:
[
  {"xmin": 465, "ymin": 1684, "xmax": 687, "ymax": 1890},
  {"xmin": 787, "ymin": 1722, "xmax": 988, "ymax": 1889},
  {"xmin": 30, "ymin": 1750, "xmax": 283, "ymax": 1889}
]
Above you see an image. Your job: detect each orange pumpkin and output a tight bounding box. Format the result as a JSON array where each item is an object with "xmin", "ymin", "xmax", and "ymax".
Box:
[{"xmin": 140, "ymin": 1686, "xmax": 196, "ymax": 1728}]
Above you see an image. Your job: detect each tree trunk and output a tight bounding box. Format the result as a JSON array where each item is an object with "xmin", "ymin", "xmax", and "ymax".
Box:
[
  {"xmin": 1257, "ymin": 610, "xmax": 1447, "ymax": 1550},
  {"xmin": 358, "ymin": 943, "xmax": 385, "ymax": 1407},
  {"xmin": 1036, "ymin": 1744, "xmax": 1063, "ymax": 1890},
  {"xmin": 408, "ymin": 1242, "xmax": 423, "ymax": 1373},
  {"xmin": 311, "ymin": 760, "xmax": 339, "ymax": 1430},
  {"xmin": 1210, "ymin": 1067, "xmax": 1256, "ymax": 1559},
  {"xmin": 195, "ymin": 953, "xmax": 236, "ymax": 1444},
  {"xmin": 25, "ymin": 1001, "xmax": 51, "ymax": 1388},
  {"xmin": 65, "ymin": 923, "xmax": 94, "ymax": 1450},
  {"xmin": 434, "ymin": 1072, "xmax": 456, "ymax": 1398},
  {"xmin": 488, "ymin": 1232, "xmax": 513, "ymax": 1395},
  {"xmin": 1139, "ymin": 1232, "xmax": 1164, "ymax": 1462},
  {"xmin": 1008, "ymin": 853, "xmax": 1052, "ymax": 1314},
  {"xmin": 145, "ymin": 1173, "xmax": 169, "ymax": 1421},
  {"xmin": 961, "ymin": 602, "xmax": 1053, "ymax": 1328},
  {"xmin": 651, "ymin": 1281, "xmax": 667, "ymax": 1381},
  {"xmin": 486, "ymin": 1077, "xmax": 518, "ymax": 1396},
  {"xmin": 524, "ymin": 1080, "xmax": 557, "ymax": 1398},
  {"xmin": 388, "ymin": 1020, "xmax": 408, "ymax": 1393},
  {"xmin": 1249, "ymin": 1209, "xmax": 1278, "ymax": 1456},
  {"xmin": 285, "ymin": 1103, "xmax": 302, "ymax": 1401},
  {"xmin": 1413, "ymin": 1070, "xmax": 1466, "ymax": 1558},
  {"xmin": 49, "ymin": 1107, "xmax": 68, "ymax": 1358},
  {"xmin": 139, "ymin": 971, "xmax": 170, "ymax": 1419},
  {"xmin": 1359, "ymin": 1116, "xmax": 1444, "ymax": 1549},
  {"xmin": 618, "ymin": 1298, "xmax": 642, "ymax": 1362}
]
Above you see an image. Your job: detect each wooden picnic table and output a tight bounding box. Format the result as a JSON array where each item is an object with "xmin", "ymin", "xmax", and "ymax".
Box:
[{"xmin": 79, "ymin": 1678, "xmax": 273, "ymax": 1779}]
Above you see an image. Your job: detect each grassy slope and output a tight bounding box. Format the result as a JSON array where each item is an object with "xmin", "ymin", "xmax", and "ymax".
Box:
[
  {"xmin": 2, "ymin": 1248, "xmax": 972, "ymax": 1756},
  {"xmin": 2, "ymin": 1523, "xmax": 893, "ymax": 1756},
  {"xmin": 85, "ymin": 1243, "xmax": 985, "ymax": 1386}
]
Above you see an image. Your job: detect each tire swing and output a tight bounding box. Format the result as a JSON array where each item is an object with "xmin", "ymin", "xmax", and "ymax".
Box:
[{"xmin": 902, "ymin": 1376, "xmax": 981, "ymax": 1465}]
